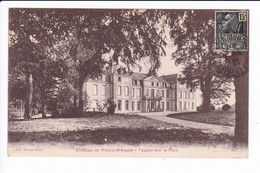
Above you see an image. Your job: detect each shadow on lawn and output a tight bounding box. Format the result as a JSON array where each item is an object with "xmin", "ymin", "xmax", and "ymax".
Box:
[
  {"xmin": 167, "ymin": 111, "xmax": 235, "ymax": 126},
  {"xmin": 9, "ymin": 128, "xmax": 233, "ymax": 145}
]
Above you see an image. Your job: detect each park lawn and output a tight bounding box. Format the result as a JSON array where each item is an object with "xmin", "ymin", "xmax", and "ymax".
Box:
[
  {"xmin": 167, "ymin": 111, "xmax": 235, "ymax": 127},
  {"xmin": 8, "ymin": 113, "xmax": 233, "ymax": 146}
]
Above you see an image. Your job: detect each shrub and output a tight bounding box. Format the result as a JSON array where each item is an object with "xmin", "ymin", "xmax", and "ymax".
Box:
[
  {"xmin": 105, "ymin": 99, "xmax": 117, "ymax": 114},
  {"xmin": 210, "ymin": 105, "xmax": 215, "ymax": 110},
  {"xmin": 96, "ymin": 100, "xmax": 106, "ymax": 112},
  {"xmin": 197, "ymin": 104, "xmax": 215, "ymax": 112},
  {"xmin": 222, "ymin": 104, "xmax": 231, "ymax": 111}
]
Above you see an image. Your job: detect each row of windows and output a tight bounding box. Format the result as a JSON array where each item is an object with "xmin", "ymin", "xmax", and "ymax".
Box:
[
  {"xmin": 117, "ymin": 86, "xmax": 141, "ymax": 97},
  {"xmin": 93, "ymin": 75, "xmax": 111, "ymax": 82},
  {"xmin": 146, "ymin": 89, "xmax": 172, "ymax": 98},
  {"xmin": 179, "ymin": 91, "xmax": 195, "ymax": 99},
  {"xmin": 117, "ymin": 100, "xmax": 141, "ymax": 111},
  {"xmin": 179, "ymin": 102, "xmax": 195, "ymax": 111},
  {"xmin": 93, "ymin": 84, "xmax": 106, "ymax": 96},
  {"xmin": 146, "ymin": 101, "xmax": 174, "ymax": 111},
  {"xmin": 117, "ymin": 77, "xmax": 141, "ymax": 85},
  {"xmin": 151, "ymin": 82, "xmax": 172, "ymax": 88}
]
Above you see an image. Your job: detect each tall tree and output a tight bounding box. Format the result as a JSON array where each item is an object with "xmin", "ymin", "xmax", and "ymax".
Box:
[
  {"xmin": 9, "ymin": 8, "xmax": 67, "ymax": 118},
  {"xmin": 168, "ymin": 10, "xmax": 233, "ymax": 111},
  {"xmin": 53, "ymin": 9, "xmax": 167, "ymax": 113},
  {"xmin": 9, "ymin": 9, "xmax": 39, "ymax": 119},
  {"xmin": 9, "ymin": 9, "xmax": 167, "ymax": 116}
]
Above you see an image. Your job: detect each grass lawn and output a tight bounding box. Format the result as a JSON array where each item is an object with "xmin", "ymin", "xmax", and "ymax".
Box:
[
  {"xmin": 167, "ymin": 111, "xmax": 235, "ymax": 126},
  {"xmin": 8, "ymin": 113, "xmax": 233, "ymax": 146}
]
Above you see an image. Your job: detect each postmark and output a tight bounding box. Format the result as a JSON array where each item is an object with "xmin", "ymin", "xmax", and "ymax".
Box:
[
  {"xmin": 215, "ymin": 10, "xmax": 249, "ymax": 51},
  {"xmin": 212, "ymin": 51, "xmax": 249, "ymax": 78}
]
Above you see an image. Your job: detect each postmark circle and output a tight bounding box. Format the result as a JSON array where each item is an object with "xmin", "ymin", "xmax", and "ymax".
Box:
[{"xmin": 212, "ymin": 51, "xmax": 249, "ymax": 78}]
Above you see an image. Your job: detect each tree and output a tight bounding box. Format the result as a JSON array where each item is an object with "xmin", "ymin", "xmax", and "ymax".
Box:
[
  {"xmin": 9, "ymin": 9, "xmax": 167, "ymax": 117},
  {"xmin": 9, "ymin": 9, "xmax": 70, "ymax": 118},
  {"xmin": 229, "ymin": 52, "xmax": 249, "ymax": 146},
  {"xmin": 168, "ymin": 10, "xmax": 233, "ymax": 111},
  {"xmin": 51, "ymin": 9, "xmax": 167, "ymax": 113},
  {"xmin": 167, "ymin": 10, "xmax": 249, "ymax": 146},
  {"xmin": 9, "ymin": 9, "xmax": 39, "ymax": 119}
]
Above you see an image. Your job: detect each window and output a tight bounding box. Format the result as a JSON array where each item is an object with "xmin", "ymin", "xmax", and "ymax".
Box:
[
  {"xmin": 125, "ymin": 86, "xmax": 129, "ymax": 96},
  {"xmin": 192, "ymin": 92, "xmax": 195, "ymax": 99},
  {"xmin": 152, "ymin": 82, "xmax": 154, "ymax": 86},
  {"xmin": 134, "ymin": 80, "xmax": 138, "ymax": 85},
  {"xmin": 151, "ymin": 89, "xmax": 154, "ymax": 97},
  {"xmin": 132, "ymin": 101, "xmax": 135, "ymax": 111},
  {"xmin": 117, "ymin": 77, "xmax": 121, "ymax": 82},
  {"xmin": 93, "ymin": 84, "xmax": 98, "ymax": 96},
  {"xmin": 118, "ymin": 100, "xmax": 121, "ymax": 111},
  {"xmin": 188, "ymin": 102, "xmax": 190, "ymax": 110},
  {"xmin": 192, "ymin": 102, "xmax": 194, "ymax": 110},
  {"xmin": 137, "ymin": 88, "xmax": 141, "ymax": 97},
  {"xmin": 188, "ymin": 92, "xmax": 190, "ymax": 99},
  {"xmin": 157, "ymin": 83, "xmax": 159, "ymax": 86},
  {"xmin": 179, "ymin": 102, "xmax": 182, "ymax": 111},
  {"xmin": 106, "ymin": 76, "xmax": 111, "ymax": 82},
  {"xmin": 167, "ymin": 102, "xmax": 170, "ymax": 110},
  {"xmin": 125, "ymin": 100, "xmax": 129, "ymax": 110},
  {"xmin": 102, "ymin": 85, "xmax": 106, "ymax": 96},
  {"xmin": 146, "ymin": 89, "xmax": 149, "ymax": 96},
  {"xmin": 162, "ymin": 102, "xmax": 164, "ymax": 111},
  {"xmin": 184, "ymin": 91, "xmax": 187, "ymax": 99},
  {"xmin": 184, "ymin": 102, "xmax": 187, "ymax": 110},
  {"xmin": 118, "ymin": 86, "xmax": 121, "ymax": 96},
  {"xmin": 101, "ymin": 75, "xmax": 105, "ymax": 81},
  {"xmin": 132, "ymin": 88, "xmax": 135, "ymax": 97},
  {"xmin": 137, "ymin": 101, "xmax": 141, "ymax": 111},
  {"xmin": 179, "ymin": 91, "xmax": 182, "ymax": 99},
  {"xmin": 172, "ymin": 101, "xmax": 175, "ymax": 111},
  {"xmin": 167, "ymin": 90, "xmax": 170, "ymax": 98},
  {"xmin": 172, "ymin": 91, "xmax": 175, "ymax": 99},
  {"xmin": 162, "ymin": 90, "xmax": 165, "ymax": 97}
]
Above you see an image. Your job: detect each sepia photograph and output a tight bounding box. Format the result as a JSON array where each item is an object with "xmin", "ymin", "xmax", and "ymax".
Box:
[{"xmin": 7, "ymin": 8, "xmax": 249, "ymax": 158}]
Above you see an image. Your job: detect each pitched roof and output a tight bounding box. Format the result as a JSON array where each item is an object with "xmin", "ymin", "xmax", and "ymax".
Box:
[
  {"xmin": 160, "ymin": 74, "xmax": 178, "ymax": 84},
  {"xmin": 130, "ymin": 72, "xmax": 148, "ymax": 80}
]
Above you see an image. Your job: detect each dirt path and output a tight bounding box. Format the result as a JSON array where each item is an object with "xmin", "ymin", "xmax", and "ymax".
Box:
[{"xmin": 139, "ymin": 112, "xmax": 234, "ymax": 136}]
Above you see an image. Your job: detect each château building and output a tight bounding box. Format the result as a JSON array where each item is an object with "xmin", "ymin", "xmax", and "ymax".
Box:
[{"xmin": 83, "ymin": 68, "xmax": 197, "ymax": 113}]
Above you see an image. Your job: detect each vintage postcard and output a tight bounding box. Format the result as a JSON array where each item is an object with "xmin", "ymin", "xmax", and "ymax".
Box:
[{"xmin": 7, "ymin": 8, "xmax": 249, "ymax": 158}]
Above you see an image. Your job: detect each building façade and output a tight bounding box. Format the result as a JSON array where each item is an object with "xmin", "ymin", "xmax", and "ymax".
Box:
[{"xmin": 83, "ymin": 69, "xmax": 197, "ymax": 113}]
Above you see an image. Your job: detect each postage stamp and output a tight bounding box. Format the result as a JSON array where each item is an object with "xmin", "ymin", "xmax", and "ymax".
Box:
[{"xmin": 215, "ymin": 10, "xmax": 249, "ymax": 51}]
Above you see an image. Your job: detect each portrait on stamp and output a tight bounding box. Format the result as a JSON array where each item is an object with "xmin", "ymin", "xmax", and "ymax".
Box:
[{"xmin": 215, "ymin": 10, "xmax": 248, "ymax": 51}]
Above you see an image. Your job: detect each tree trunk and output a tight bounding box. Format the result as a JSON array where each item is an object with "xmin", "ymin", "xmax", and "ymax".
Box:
[
  {"xmin": 41, "ymin": 99, "xmax": 46, "ymax": 118},
  {"xmin": 201, "ymin": 77, "xmax": 212, "ymax": 112},
  {"xmin": 20, "ymin": 100, "xmax": 23, "ymax": 117},
  {"xmin": 73, "ymin": 95, "xmax": 77, "ymax": 107},
  {"xmin": 78, "ymin": 80, "xmax": 84, "ymax": 114},
  {"xmin": 234, "ymin": 72, "xmax": 248, "ymax": 147},
  {"xmin": 202, "ymin": 91, "xmax": 211, "ymax": 111},
  {"xmin": 40, "ymin": 71, "xmax": 47, "ymax": 119},
  {"xmin": 24, "ymin": 73, "xmax": 33, "ymax": 119},
  {"xmin": 41, "ymin": 87, "xmax": 46, "ymax": 119}
]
